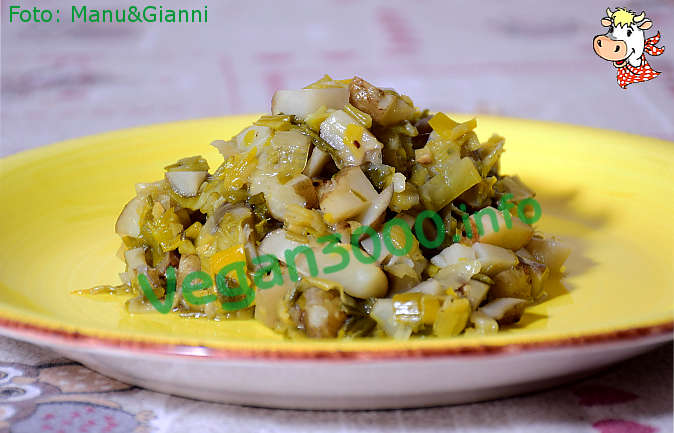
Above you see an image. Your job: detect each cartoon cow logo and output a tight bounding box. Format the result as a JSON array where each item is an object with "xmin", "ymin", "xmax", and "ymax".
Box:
[{"xmin": 593, "ymin": 8, "xmax": 665, "ymax": 88}]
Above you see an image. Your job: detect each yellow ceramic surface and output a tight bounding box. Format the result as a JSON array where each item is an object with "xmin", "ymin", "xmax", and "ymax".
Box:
[{"xmin": 0, "ymin": 115, "xmax": 672, "ymax": 356}]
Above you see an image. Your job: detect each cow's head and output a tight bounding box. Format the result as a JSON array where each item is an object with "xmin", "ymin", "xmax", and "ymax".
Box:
[{"xmin": 593, "ymin": 8, "xmax": 652, "ymax": 68}]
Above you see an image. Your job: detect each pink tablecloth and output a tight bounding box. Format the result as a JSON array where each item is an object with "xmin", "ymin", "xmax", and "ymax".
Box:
[{"xmin": 1, "ymin": 1, "xmax": 672, "ymax": 432}]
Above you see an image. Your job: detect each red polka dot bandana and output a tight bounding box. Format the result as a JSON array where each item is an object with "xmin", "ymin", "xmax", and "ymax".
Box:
[{"xmin": 617, "ymin": 32, "xmax": 665, "ymax": 89}]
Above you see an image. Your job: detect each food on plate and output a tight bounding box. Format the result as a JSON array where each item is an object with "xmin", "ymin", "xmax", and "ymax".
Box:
[{"xmin": 87, "ymin": 75, "xmax": 570, "ymax": 339}]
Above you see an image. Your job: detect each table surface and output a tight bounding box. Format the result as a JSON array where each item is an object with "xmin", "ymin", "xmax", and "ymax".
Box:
[{"xmin": 1, "ymin": 1, "xmax": 672, "ymax": 432}]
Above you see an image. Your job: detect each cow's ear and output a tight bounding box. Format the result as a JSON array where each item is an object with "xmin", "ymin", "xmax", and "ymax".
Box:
[
  {"xmin": 601, "ymin": 18, "xmax": 612, "ymax": 27},
  {"xmin": 638, "ymin": 20, "xmax": 652, "ymax": 30}
]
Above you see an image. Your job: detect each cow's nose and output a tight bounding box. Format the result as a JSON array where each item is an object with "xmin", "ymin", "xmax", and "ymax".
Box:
[{"xmin": 593, "ymin": 35, "xmax": 628, "ymax": 61}]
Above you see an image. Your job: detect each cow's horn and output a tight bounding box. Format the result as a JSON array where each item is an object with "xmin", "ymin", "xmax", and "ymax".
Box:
[
  {"xmin": 606, "ymin": 7, "xmax": 612, "ymax": 17},
  {"xmin": 633, "ymin": 11, "xmax": 645, "ymax": 22}
]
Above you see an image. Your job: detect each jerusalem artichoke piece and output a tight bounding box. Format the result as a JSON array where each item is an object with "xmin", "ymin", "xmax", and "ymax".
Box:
[
  {"xmin": 271, "ymin": 88, "xmax": 349, "ymax": 117},
  {"xmin": 348, "ymin": 77, "xmax": 416, "ymax": 126},
  {"xmin": 174, "ymin": 254, "xmax": 201, "ymax": 309},
  {"xmin": 430, "ymin": 243, "xmax": 475, "ymax": 268},
  {"xmin": 400, "ymin": 278, "xmax": 443, "ymax": 296},
  {"xmin": 116, "ymin": 196, "xmax": 150, "ymax": 238},
  {"xmin": 359, "ymin": 184, "xmax": 393, "ymax": 228},
  {"xmin": 210, "ymin": 139, "xmax": 238, "ymax": 159},
  {"xmin": 124, "ymin": 247, "xmax": 148, "ymax": 273},
  {"xmin": 321, "ymin": 167, "xmax": 392, "ymax": 228},
  {"xmin": 470, "ymin": 207, "xmax": 533, "ymax": 250},
  {"xmin": 457, "ymin": 280, "xmax": 490, "ymax": 310},
  {"xmin": 466, "ymin": 310, "xmax": 499, "ymax": 335},
  {"xmin": 528, "ymin": 261, "xmax": 550, "ymax": 299},
  {"xmin": 165, "ymin": 171, "xmax": 208, "ymax": 198},
  {"xmin": 479, "ymin": 298, "xmax": 527, "ymax": 325},
  {"xmin": 433, "ymin": 259, "xmax": 482, "ymax": 291},
  {"xmin": 495, "ymin": 175, "xmax": 535, "ymax": 201},
  {"xmin": 333, "ymin": 166, "xmax": 379, "ymax": 201},
  {"xmin": 526, "ymin": 236, "xmax": 571, "ymax": 274},
  {"xmin": 318, "ymin": 167, "xmax": 378, "ymax": 223},
  {"xmin": 291, "ymin": 286, "xmax": 347, "ymax": 338},
  {"xmin": 163, "ymin": 156, "xmax": 209, "ymax": 198},
  {"xmin": 176, "ymin": 254, "xmax": 200, "ymax": 290},
  {"xmin": 319, "ymin": 185, "xmax": 370, "ymax": 224},
  {"xmin": 255, "ymin": 267, "xmax": 294, "ymax": 330},
  {"xmin": 514, "ymin": 252, "xmax": 549, "ymax": 298},
  {"xmin": 258, "ymin": 229, "xmax": 388, "ymax": 299},
  {"xmin": 472, "ymin": 242, "xmax": 519, "ymax": 275},
  {"xmin": 286, "ymin": 175, "xmax": 318, "ymax": 209},
  {"xmin": 303, "ymin": 147, "xmax": 331, "ymax": 178},
  {"xmin": 385, "ymin": 264, "xmax": 421, "ymax": 294},
  {"xmin": 489, "ymin": 264, "xmax": 534, "ymax": 300}
]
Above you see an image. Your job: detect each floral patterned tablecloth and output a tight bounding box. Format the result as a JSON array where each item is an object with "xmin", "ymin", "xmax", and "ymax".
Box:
[
  {"xmin": 0, "ymin": 338, "xmax": 671, "ymax": 433},
  {"xmin": 1, "ymin": 1, "xmax": 672, "ymax": 432}
]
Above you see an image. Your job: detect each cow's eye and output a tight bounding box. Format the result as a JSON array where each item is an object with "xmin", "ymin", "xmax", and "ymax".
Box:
[
  {"xmin": 627, "ymin": 29, "xmax": 632, "ymax": 37},
  {"xmin": 608, "ymin": 26, "xmax": 613, "ymax": 33}
]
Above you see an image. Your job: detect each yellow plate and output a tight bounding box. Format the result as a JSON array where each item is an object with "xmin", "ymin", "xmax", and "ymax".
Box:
[{"xmin": 0, "ymin": 115, "xmax": 672, "ymax": 359}]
